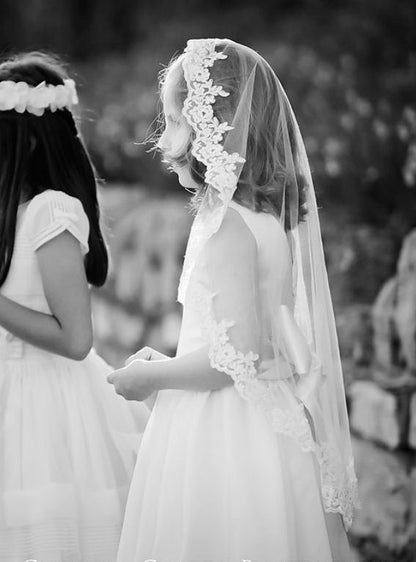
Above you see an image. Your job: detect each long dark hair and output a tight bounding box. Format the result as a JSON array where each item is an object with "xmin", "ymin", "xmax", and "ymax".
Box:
[{"xmin": 0, "ymin": 52, "xmax": 108, "ymax": 287}]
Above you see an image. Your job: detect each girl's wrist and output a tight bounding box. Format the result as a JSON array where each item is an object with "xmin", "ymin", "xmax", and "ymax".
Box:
[{"xmin": 146, "ymin": 358, "xmax": 171, "ymax": 391}]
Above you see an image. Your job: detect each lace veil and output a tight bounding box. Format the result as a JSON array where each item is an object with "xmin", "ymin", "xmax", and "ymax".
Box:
[{"xmin": 168, "ymin": 38, "xmax": 359, "ymax": 530}]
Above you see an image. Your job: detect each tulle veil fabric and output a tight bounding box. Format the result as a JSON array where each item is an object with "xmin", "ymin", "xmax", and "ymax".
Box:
[{"xmin": 176, "ymin": 38, "xmax": 359, "ymax": 529}]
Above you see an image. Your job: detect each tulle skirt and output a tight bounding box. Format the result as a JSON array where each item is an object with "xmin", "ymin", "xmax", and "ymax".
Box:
[
  {"xmin": 0, "ymin": 344, "xmax": 150, "ymax": 562},
  {"xmin": 117, "ymin": 384, "xmax": 334, "ymax": 562}
]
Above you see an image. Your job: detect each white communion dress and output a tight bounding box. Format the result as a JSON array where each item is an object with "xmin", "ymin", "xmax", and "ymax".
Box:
[
  {"xmin": 0, "ymin": 190, "xmax": 150, "ymax": 562},
  {"xmin": 117, "ymin": 201, "xmax": 351, "ymax": 562}
]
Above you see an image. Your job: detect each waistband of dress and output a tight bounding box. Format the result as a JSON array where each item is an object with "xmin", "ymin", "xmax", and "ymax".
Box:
[{"xmin": 0, "ymin": 329, "xmax": 54, "ymax": 361}]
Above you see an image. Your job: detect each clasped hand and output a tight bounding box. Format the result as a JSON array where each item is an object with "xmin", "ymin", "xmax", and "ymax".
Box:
[{"xmin": 107, "ymin": 346, "xmax": 169, "ymax": 401}]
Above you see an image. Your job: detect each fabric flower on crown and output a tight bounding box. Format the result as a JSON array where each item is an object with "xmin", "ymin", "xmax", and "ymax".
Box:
[
  {"xmin": 0, "ymin": 81, "xmax": 19, "ymax": 111},
  {"xmin": 0, "ymin": 78, "xmax": 78, "ymax": 116},
  {"xmin": 26, "ymin": 82, "xmax": 55, "ymax": 116},
  {"xmin": 13, "ymin": 82, "xmax": 31, "ymax": 113},
  {"xmin": 50, "ymin": 84, "xmax": 69, "ymax": 111}
]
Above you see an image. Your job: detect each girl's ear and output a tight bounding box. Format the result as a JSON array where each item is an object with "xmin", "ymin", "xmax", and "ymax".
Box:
[{"xmin": 29, "ymin": 135, "xmax": 37, "ymax": 153}]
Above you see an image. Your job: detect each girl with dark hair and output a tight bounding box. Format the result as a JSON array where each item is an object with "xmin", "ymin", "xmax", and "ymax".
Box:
[{"xmin": 0, "ymin": 52, "xmax": 149, "ymax": 562}]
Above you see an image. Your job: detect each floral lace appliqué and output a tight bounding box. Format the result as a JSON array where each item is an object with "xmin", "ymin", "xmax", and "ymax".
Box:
[
  {"xmin": 182, "ymin": 39, "xmax": 245, "ymax": 201},
  {"xmin": 186, "ymin": 275, "xmax": 358, "ymax": 530},
  {"xmin": 178, "ymin": 39, "xmax": 246, "ymax": 302},
  {"xmin": 209, "ymin": 318, "xmax": 260, "ymax": 395},
  {"xmin": 186, "ymin": 276, "xmax": 316, "ymax": 445},
  {"xmin": 316, "ymin": 443, "xmax": 360, "ymax": 530}
]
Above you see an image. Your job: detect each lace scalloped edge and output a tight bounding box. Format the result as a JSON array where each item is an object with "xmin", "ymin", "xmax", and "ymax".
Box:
[
  {"xmin": 182, "ymin": 39, "xmax": 245, "ymax": 199},
  {"xmin": 186, "ymin": 276, "xmax": 359, "ymax": 530}
]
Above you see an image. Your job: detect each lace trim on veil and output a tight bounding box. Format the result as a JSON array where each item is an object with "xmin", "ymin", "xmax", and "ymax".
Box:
[
  {"xmin": 182, "ymin": 40, "xmax": 245, "ymax": 199},
  {"xmin": 178, "ymin": 40, "xmax": 245, "ymax": 304},
  {"xmin": 186, "ymin": 276, "xmax": 358, "ymax": 530},
  {"xmin": 178, "ymin": 37, "xmax": 359, "ymax": 531}
]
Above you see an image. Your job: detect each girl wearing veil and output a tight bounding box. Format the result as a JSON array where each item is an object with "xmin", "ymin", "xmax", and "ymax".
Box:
[{"xmin": 108, "ymin": 38, "xmax": 359, "ymax": 561}]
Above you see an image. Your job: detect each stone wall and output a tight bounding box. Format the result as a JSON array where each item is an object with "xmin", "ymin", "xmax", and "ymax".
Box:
[
  {"xmin": 91, "ymin": 186, "xmax": 191, "ymax": 368},
  {"xmin": 347, "ymin": 229, "xmax": 416, "ymax": 561}
]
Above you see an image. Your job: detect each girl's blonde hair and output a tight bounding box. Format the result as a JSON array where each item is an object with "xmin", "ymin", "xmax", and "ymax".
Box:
[{"xmin": 158, "ymin": 42, "xmax": 307, "ymax": 228}]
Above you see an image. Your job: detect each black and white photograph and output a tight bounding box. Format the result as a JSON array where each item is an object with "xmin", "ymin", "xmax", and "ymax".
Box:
[{"xmin": 0, "ymin": 1, "xmax": 415, "ymax": 561}]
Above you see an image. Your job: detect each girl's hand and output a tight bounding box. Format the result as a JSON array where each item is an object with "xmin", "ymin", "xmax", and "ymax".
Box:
[
  {"xmin": 125, "ymin": 346, "xmax": 170, "ymax": 365},
  {"xmin": 107, "ymin": 361, "xmax": 157, "ymax": 402}
]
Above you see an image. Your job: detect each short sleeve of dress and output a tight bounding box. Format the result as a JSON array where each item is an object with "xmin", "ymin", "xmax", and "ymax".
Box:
[
  {"xmin": 187, "ymin": 207, "xmax": 262, "ymax": 400},
  {"xmin": 24, "ymin": 190, "xmax": 90, "ymax": 255}
]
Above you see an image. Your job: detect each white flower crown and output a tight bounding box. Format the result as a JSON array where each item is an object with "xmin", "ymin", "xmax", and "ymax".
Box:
[{"xmin": 0, "ymin": 78, "xmax": 78, "ymax": 116}]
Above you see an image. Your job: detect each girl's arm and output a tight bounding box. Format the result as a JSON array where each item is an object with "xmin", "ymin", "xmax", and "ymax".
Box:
[
  {"xmin": 108, "ymin": 208, "xmax": 259, "ymax": 400},
  {"xmin": 0, "ymin": 231, "xmax": 92, "ymax": 360},
  {"xmin": 150, "ymin": 346, "xmax": 233, "ymax": 391},
  {"xmin": 108, "ymin": 346, "xmax": 232, "ymax": 401}
]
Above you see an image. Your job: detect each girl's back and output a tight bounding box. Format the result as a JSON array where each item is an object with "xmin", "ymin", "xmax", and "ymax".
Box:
[
  {"xmin": 3, "ymin": 191, "xmax": 88, "ymax": 309},
  {"xmin": 0, "ymin": 53, "xmax": 150, "ymax": 562},
  {"xmin": 0, "ymin": 188, "xmax": 150, "ymax": 562},
  {"xmin": 1, "ymin": 192, "xmax": 85, "ymax": 370}
]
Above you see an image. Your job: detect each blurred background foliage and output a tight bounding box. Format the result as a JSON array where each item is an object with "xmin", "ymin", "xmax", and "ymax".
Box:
[{"xmin": 1, "ymin": 0, "xmax": 415, "ymax": 234}]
